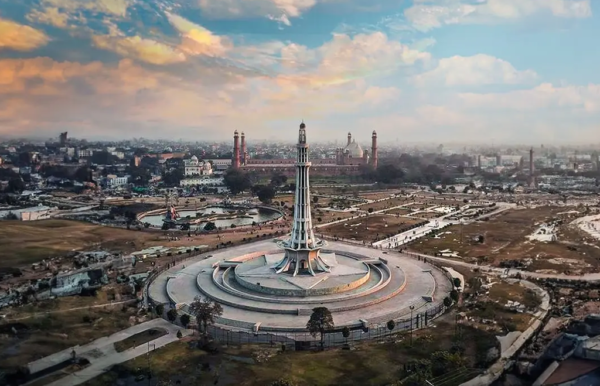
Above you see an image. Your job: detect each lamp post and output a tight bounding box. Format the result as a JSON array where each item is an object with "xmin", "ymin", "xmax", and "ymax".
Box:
[
  {"xmin": 409, "ymin": 305, "xmax": 415, "ymax": 346},
  {"xmin": 147, "ymin": 342, "xmax": 155, "ymax": 386}
]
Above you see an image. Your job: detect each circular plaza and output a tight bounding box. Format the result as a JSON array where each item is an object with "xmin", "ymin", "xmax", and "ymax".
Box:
[{"xmin": 148, "ymin": 239, "xmax": 453, "ymax": 333}]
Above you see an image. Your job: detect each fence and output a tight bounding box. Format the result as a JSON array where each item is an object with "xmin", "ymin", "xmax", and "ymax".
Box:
[{"xmin": 202, "ymin": 301, "xmax": 447, "ymax": 348}]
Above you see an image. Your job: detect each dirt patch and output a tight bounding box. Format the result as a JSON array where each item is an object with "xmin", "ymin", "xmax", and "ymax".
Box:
[
  {"xmin": 411, "ymin": 207, "xmax": 600, "ymax": 273},
  {"xmin": 318, "ymin": 215, "xmax": 425, "ymax": 242}
]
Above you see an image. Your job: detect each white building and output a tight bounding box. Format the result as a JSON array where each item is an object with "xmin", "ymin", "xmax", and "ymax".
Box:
[
  {"xmin": 207, "ymin": 159, "xmax": 232, "ymax": 171},
  {"xmin": 180, "ymin": 177, "xmax": 223, "ymax": 187},
  {"xmin": 184, "ymin": 156, "xmax": 213, "ymax": 176},
  {"xmin": 101, "ymin": 174, "xmax": 130, "ymax": 188},
  {"xmin": 77, "ymin": 149, "xmax": 94, "ymax": 158}
]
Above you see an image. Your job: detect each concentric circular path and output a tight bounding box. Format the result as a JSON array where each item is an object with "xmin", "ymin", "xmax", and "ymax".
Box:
[{"xmin": 149, "ymin": 239, "xmax": 452, "ymax": 332}]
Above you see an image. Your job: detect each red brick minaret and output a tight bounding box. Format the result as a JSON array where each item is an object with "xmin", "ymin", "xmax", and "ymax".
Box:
[
  {"xmin": 241, "ymin": 131, "xmax": 247, "ymax": 166},
  {"xmin": 371, "ymin": 130, "xmax": 378, "ymax": 169},
  {"xmin": 233, "ymin": 130, "xmax": 240, "ymax": 169}
]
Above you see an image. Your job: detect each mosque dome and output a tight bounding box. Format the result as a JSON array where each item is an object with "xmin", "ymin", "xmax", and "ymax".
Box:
[
  {"xmin": 191, "ymin": 155, "xmax": 198, "ymax": 161},
  {"xmin": 344, "ymin": 139, "xmax": 363, "ymax": 158}
]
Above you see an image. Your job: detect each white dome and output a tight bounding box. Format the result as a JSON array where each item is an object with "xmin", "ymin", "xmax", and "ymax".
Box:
[
  {"xmin": 344, "ymin": 140, "xmax": 363, "ymax": 158},
  {"xmin": 191, "ymin": 155, "xmax": 198, "ymax": 161}
]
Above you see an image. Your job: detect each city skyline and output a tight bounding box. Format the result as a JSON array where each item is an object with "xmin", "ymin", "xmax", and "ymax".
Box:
[{"xmin": 0, "ymin": 0, "xmax": 599, "ymax": 143}]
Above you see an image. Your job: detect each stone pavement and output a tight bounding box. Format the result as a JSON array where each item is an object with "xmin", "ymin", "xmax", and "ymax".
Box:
[{"xmin": 27, "ymin": 318, "xmax": 192, "ymax": 386}]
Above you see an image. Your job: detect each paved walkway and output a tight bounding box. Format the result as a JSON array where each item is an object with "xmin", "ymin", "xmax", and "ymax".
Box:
[{"xmin": 27, "ymin": 318, "xmax": 192, "ymax": 386}]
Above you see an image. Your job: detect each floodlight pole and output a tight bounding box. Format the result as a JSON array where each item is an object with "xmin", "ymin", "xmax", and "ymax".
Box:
[{"xmin": 409, "ymin": 305, "xmax": 415, "ymax": 346}]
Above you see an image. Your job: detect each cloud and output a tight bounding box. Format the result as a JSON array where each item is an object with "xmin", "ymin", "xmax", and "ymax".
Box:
[
  {"xmin": 0, "ymin": 17, "xmax": 50, "ymax": 51},
  {"xmin": 414, "ymin": 54, "xmax": 538, "ymax": 87},
  {"xmin": 26, "ymin": 0, "xmax": 131, "ymax": 30},
  {"xmin": 166, "ymin": 13, "xmax": 232, "ymax": 57},
  {"xmin": 278, "ymin": 32, "xmax": 430, "ymax": 86},
  {"xmin": 40, "ymin": 0, "xmax": 130, "ymax": 17},
  {"xmin": 197, "ymin": 0, "xmax": 318, "ymax": 24},
  {"xmin": 92, "ymin": 35, "xmax": 186, "ymax": 65},
  {"xmin": 405, "ymin": 0, "xmax": 592, "ymax": 31},
  {"xmin": 458, "ymin": 83, "xmax": 600, "ymax": 113},
  {"xmin": 27, "ymin": 7, "xmax": 70, "ymax": 28}
]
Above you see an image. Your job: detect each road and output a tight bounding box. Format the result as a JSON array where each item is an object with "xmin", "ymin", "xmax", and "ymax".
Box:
[{"xmin": 27, "ymin": 318, "xmax": 192, "ymax": 386}]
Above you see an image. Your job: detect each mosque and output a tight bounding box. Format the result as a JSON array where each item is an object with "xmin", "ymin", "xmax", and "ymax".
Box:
[
  {"xmin": 231, "ymin": 130, "xmax": 378, "ymax": 176},
  {"xmin": 184, "ymin": 155, "xmax": 213, "ymax": 177}
]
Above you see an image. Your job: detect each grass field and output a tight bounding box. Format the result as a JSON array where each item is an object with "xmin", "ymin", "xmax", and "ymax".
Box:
[
  {"xmin": 0, "ymin": 219, "xmax": 290, "ymax": 270},
  {"xmin": 0, "ymin": 295, "xmax": 137, "ymax": 370},
  {"xmin": 0, "ymin": 220, "xmax": 164, "ymax": 269},
  {"xmin": 319, "ymin": 215, "xmax": 424, "ymax": 242},
  {"xmin": 84, "ymin": 317, "xmax": 497, "ymax": 386},
  {"xmin": 411, "ymin": 207, "xmax": 600, "ymax": 273}
]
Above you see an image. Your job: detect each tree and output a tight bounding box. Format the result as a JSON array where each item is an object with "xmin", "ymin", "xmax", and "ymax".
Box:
[
  {"xmin": 431, "ymin": 351, "xmax": 465, "ymax": 377},
  {"xmin": 387, "ymin": 320, "xmax": 396, "ymax": 332},
  {"xmin": 450, "ymin": 290, "xmax": 459, "ymax": 303},
  {"xmin": 270, "ymin": 174, "xmax": 288, "ymax": 187},
  {"xmin": 443, "ymin": 297, "xmax": 452, "ymax": 307},
  {"xmin": 204, "ymin": 221, "xmax": 217, "ymax": 231},
  {"xmin": 256, "ymin": 185, "xmax": 276, "ymax": 204},
  {"xmin": 189, "ymin": 296, "xmax": 223, "ymax": 336},
  {"xmin": 223, "ymin": 169, "xmax": 251, "ymax": 195},
  {"xmin": 180, "ymin": 314, "xmax": 191, "ymax": 328},
  {"xmin": 167, "ymin": 308, "xmax": 178, "ymax": 322},
  {"xmin": 368, "ymin": 208, "xmax": 374, "ymax": 214},
  {"xmin": 313, "ymin": 196, "xmax": 319, "ymax": 204},
  {"xmin": 342, "ymin": 326, "xmax": 350, "ymax": 344},
  {"xmin": 7, "ymin": 177, "xmax": 25, "ymax": 193},
  {"xmin": 306, "ymin": 307, "xmax": 334, "ymax": 350},
  {"xmin": 155, "ymin": 304, "xmax": 164, "ymax": 316},
  {"xmin": 73, "ymin": 166, "xmax": 91, "ymax": 182},
  {"xmin": 453, "ymin": 278, "xmax": 462, "ymax": 289}
]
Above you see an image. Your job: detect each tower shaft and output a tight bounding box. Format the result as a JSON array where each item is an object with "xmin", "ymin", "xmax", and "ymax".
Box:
[
  {"xmin": 233, "ymin": 131, "xmax": 240, "ymax": 169},
  {"xmin": 371, "ymin": 131, "xmax": 378, "ymax": 169},
  {"xmin": 241, "ymin": 132, "xmax": 247, "ymax": 166},
  {"xmin": 275, "ymin": 122, "xmax": 329, "ymax": 276}
]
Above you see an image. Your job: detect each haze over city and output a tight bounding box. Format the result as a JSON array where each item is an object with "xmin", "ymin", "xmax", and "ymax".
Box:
[{"xmin": 0, "ymin": 0, "xmax": 599, "ymax": 143}]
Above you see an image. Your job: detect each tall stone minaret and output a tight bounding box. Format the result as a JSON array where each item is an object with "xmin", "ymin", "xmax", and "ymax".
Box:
[
  {"xmin": 233, "ymin": 130, "xmax": 240, "ymax": 169},
  {"xmin": 347, "ymin": 132, "xmax": 352, "ymax": 146},
  {"xmin": 275, "ymin": 121, "xmax": 329, "ymax": 276},
  {"xmin": 371, "ymin": 130, "xmax": 378, "ymax": 169}
]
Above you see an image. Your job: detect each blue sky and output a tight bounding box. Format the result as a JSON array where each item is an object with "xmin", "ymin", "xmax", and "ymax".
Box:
[{"xmin": 0, "ymin": 0, "xmax": 598, "ymax": 144}]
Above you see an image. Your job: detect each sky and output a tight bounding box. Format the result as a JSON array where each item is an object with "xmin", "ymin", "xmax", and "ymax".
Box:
[{"xmin": 0, "ymin": 0, "xmax": 599, "ymax": 144}]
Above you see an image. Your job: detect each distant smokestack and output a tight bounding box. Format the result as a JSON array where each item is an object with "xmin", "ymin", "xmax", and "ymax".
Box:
[
  {"xmin": 529, "ymin": 147, "xmax": 535, "ymax": 187},
  {"xmin": 371, "ymin": 131, "xmax": 378, "ymax": 169}
]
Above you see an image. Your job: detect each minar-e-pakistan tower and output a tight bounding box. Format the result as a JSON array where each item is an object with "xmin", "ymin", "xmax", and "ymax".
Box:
[{"xmin": 275, "ymin": 122, "xmax": 330, "ymax": 276}]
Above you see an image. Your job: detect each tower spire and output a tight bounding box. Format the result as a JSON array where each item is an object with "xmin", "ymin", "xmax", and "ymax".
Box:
[{"xmin": 274, "ymin": 121, "xmax": 329, "ymax": 276}]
